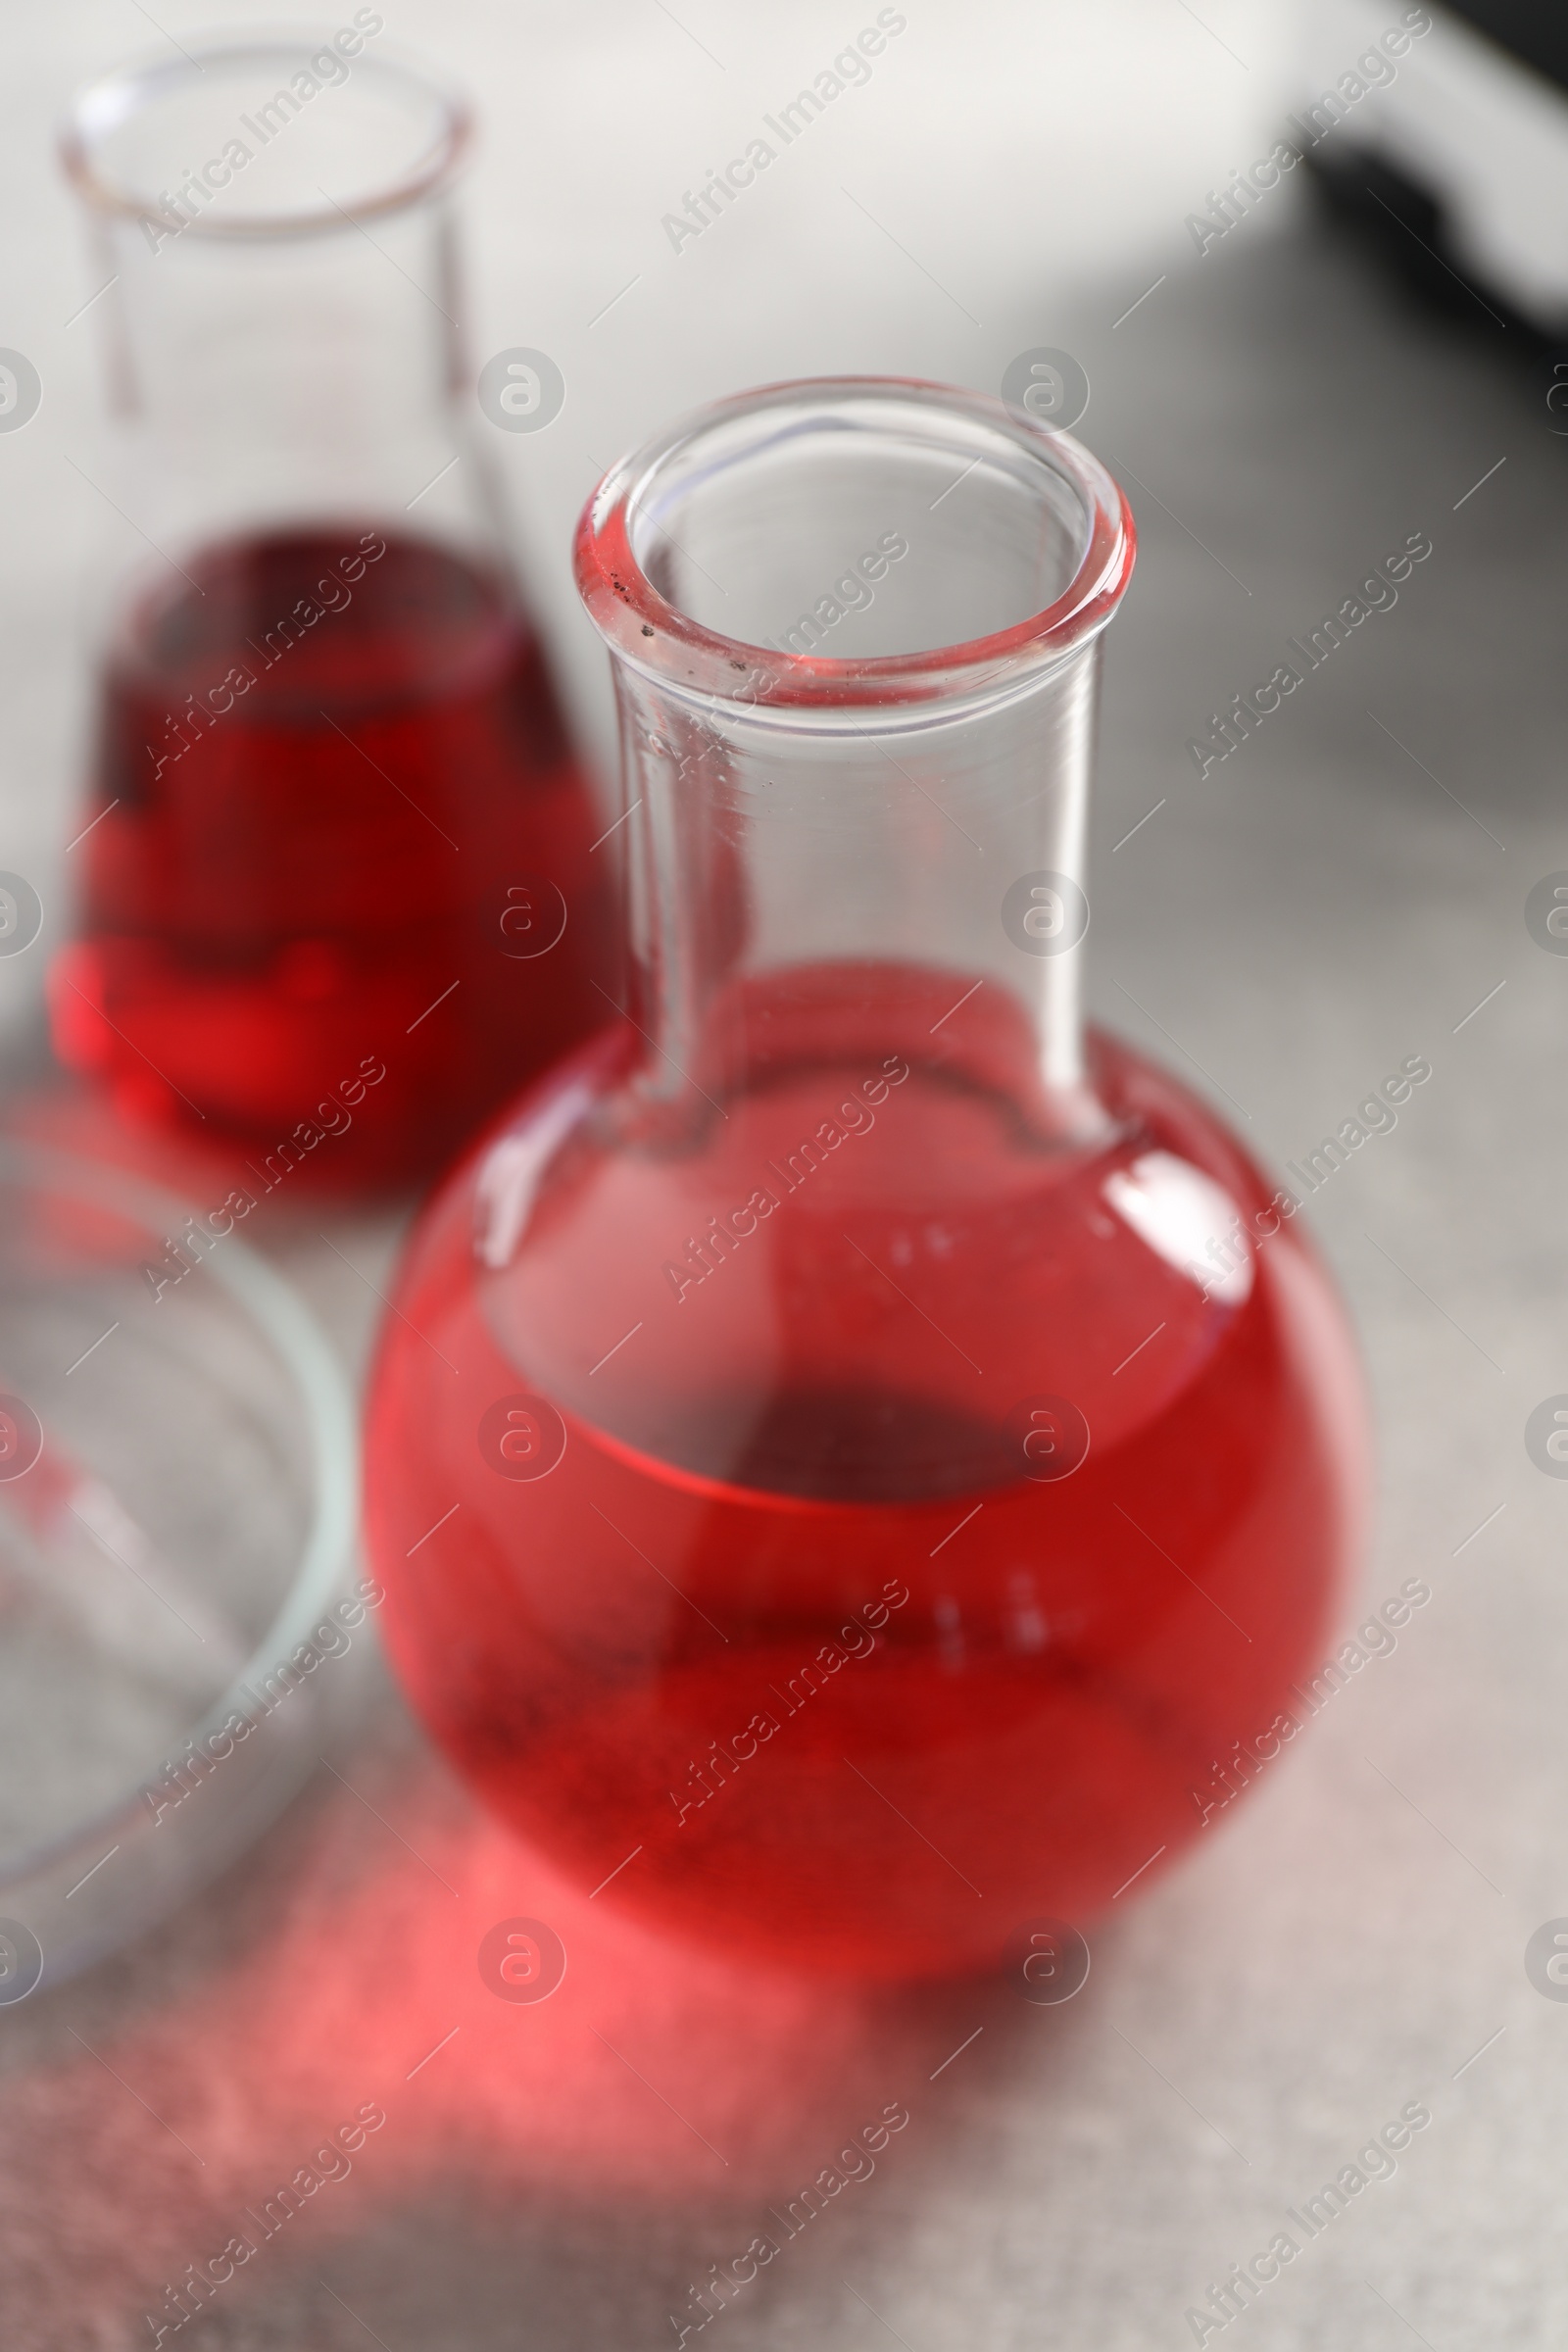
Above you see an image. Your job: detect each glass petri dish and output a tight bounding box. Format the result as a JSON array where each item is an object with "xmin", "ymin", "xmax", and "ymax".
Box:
[{"xmin": 0, "ymin": 1142, "xmax": 358, "ymax": 1997}]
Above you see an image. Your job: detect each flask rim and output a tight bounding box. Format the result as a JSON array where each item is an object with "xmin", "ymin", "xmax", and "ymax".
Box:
[
  {"xmin": 574, "ymin": 375, "xmax": 1137, "ymax": 711},
  {"xmin": 60, "ymin": 36, "xmax": 472, "ymax": 241}
]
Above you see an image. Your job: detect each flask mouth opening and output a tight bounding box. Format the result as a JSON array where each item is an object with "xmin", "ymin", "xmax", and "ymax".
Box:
[
  {"xmin": 575, "ymin": 376, "xmax": 1136, "ymax": 711},
  {"xmin": 61, "ymin": 36, "xmax": 470, "ymax": 241}
]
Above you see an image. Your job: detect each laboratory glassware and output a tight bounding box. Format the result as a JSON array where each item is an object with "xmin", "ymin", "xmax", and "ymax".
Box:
[
  {"xmin": 364, "ymin": 378, "xmax": 1365, "ymax": 1978},
  {"xmin": 53, "ymin": 34, "xmax": 612, "ymax": 1182}
]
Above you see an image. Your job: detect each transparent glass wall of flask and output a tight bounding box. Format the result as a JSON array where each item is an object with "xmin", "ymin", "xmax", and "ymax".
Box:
[{"xmin": 52, "ymin": 34, "xmax": 613, "ymax": 1181}]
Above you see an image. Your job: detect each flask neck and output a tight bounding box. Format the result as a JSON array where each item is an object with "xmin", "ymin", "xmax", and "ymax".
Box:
[
  {"xmin": 99, "ymin": 202, "xmax": 463, "ymax": 494},
  {"xmin": 610, "ymin": 641, "xmax": 1107, "ymax": 1139},
  {"xmin": 63, "ymin": 41, "xmax": 484, "ymax": 564},
  {"xmin": 577, "ymin": 380, "xmax": 1135, "ymax": 1147}
]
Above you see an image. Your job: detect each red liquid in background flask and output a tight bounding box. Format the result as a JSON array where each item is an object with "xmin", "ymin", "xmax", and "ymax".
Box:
[
  {"xmin": 50, "ymin": 530, "xmax": 613, "ymax": 1184},
  {"xmin": 365, "ymin": 1010, "xmax": 1361, "ymax": 1981}
]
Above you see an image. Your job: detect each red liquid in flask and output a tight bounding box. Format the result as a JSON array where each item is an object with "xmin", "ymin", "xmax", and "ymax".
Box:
[
  {"xmin": 50, "ymin": 530, "xmax": 613, "ymax": 1183},
  {"xmin": 365, "ymin": 1004, "xmax": 1363, "ymax": 1980}
]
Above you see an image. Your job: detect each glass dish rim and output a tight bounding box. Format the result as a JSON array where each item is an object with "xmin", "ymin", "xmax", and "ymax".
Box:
[
  {"xmin": 0, "ymin": 1138, "xmax": 359, "ymax": 1891},
  {"xmin": 59, "ymin": 35, "xmax": 472, "ymax": 241},
  {"xmin": 573, "ymin": 374, "xmax": 1137, "ymax": 712}
]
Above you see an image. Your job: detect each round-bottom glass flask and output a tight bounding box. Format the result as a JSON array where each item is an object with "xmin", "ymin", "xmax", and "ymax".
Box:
[{"xmin": 364, "ymin": 380, "xmax": 1366, "ymax": 1979}]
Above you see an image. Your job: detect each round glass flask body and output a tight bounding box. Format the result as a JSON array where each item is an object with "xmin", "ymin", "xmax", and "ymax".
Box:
[{"xmin": 364, "ymin": 379, "xmax": 1367, "ymax": 1978}]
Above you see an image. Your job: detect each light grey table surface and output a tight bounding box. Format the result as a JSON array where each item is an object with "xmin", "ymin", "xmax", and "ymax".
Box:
[{"xmin": 4, "ymin": 5, "xmax": 1568, "ymax": 2347}]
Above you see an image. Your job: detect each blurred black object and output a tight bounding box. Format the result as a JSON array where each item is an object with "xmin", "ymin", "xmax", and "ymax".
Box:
[
  {"xmin": 1302, "ymin": 0, "xmax": 1568, "ymax": 421},
  {"xmin": 1443, "ymin": 2, "xmax": 1567, "ymax": 93}
]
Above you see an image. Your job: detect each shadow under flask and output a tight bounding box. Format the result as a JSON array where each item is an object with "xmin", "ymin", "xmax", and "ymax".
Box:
[
  {"xmin": 365, "ymin": 378, "xmax": 1368, "ymax": 1978},
  {"xmin": 51, "ymin": 34, "xmax": 612, "ymax": 1182}
]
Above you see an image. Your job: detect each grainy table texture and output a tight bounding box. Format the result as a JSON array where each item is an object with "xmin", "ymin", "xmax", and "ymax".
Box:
[{"xmin": 1, "ymin": 3, "xmax": 1565, "ymax": 2346}]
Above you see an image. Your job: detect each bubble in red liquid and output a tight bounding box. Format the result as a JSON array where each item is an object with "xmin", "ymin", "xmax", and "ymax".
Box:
[
  {"xmin": 365, "ymin": 1026, "xmax": 1364, "ymax": 1981},
  {"xmin": 50, "ymin": 529, "xmax": 616, "ymax": 1184}
]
